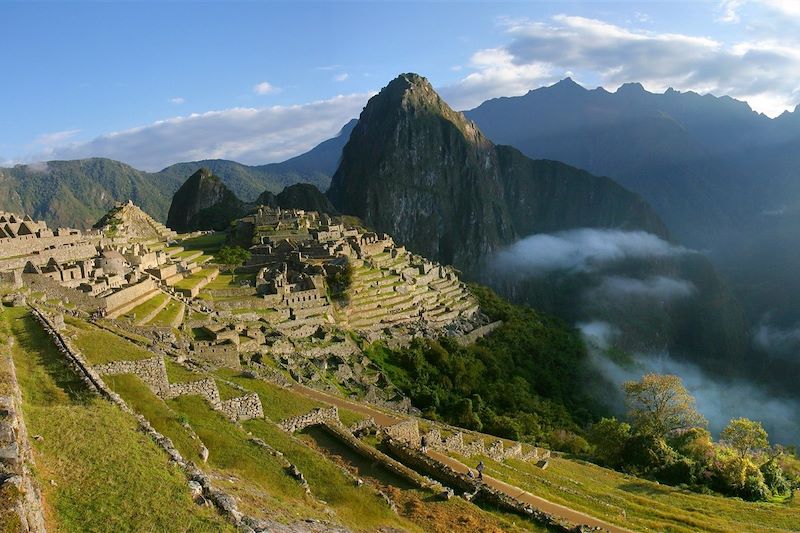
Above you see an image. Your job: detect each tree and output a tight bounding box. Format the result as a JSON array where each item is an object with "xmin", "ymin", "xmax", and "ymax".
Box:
[
  {"xmin": 623, "ymin": 374, "xmax": 707, "ymax": 438},
  {"xmin": 589, "ymin": 417, "xmax": 631, "ymax": 467},
  {"xmin": 216, "ymin": 245, "xmax": 251, "ymax": 266},
  {"xmin": 721, "ymin": 418, "xmax": 769, "ymax": 459}
]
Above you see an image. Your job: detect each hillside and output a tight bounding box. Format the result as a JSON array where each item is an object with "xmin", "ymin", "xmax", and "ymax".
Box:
[
  {"xmin": 0, "ymin": 120, "xmax": 354, "ymax": 230},
  {"xmin": 166, "ymin": 168, "xmax": 246, "ymax": 233},
  {"xmin": 326, "ymin": 73, "xmax": 747, "ymax": 375},
  {"xmin": 328, "ymin": 73, "xmax": 666, "ymax": 270}
]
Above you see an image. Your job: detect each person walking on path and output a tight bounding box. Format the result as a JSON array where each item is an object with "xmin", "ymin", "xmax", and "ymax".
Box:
[{"xmin": 477, "ymin": 460, "xmax": 485, "ymax": 480}]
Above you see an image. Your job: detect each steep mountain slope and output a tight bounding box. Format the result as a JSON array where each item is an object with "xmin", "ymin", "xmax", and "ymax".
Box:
[
  {"xmin": 0, "ymin": 158, "xmax": 176, "ymax": 229},
  {"xmin": 463, "ymin": 79, "xmax": 778, "ymax": 247},
  {"xmin": 166, "ymin": 169, "xmax": 245, "ymax": 233},
  {"xmin": 328, "ymin": 73, "xmax": 747, "ymax": 376},
  {"xmin": 328, "ymin": 73, "xmax": 666, "ymax": 269},
  {"xmin": 272, "ymin": 183, "xmax": 337, "ymax": 214}
]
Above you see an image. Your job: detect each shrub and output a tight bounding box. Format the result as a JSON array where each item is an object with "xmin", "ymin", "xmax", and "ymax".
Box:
[{"xmin": 588, "ymin": 417, "xmax": 631, "ymax": 468}]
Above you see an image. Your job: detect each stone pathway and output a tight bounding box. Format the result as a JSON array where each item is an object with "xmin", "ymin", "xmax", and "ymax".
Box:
[{"xmin": 286, "ymin": 383, "xmax": 632, "ymax": 533}]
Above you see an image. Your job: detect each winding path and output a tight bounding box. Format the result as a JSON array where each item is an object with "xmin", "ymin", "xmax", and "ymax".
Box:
[{"xmin": 287, "ymin": 382, "xmax": 634, "ymax": 533}]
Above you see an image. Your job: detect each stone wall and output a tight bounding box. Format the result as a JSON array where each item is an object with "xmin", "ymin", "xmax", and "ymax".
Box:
[
  {"xmin": 220, "ymin": 393, "xmax": 264, "ymax": 421},
  {"xmin": 93, "ymin": 357, "xmax": 171, "ymax": 396},
  {"xmin": 23, "ymin": 273, "xmax": 101, "ymax": 311},
  {"xmin": 191, "ymin": 342, "xmax": 241, "ymax": 369},
  {"xmin": 166, "ymin": 378, "xmax": 221, "ymax": 408},
  {"xmin": 0, "ymin": 242, "xmax": 98, "ymax": 272},
  {"xmin": 454, "ymin": 320, "xmax": 503, "ymax": 347},
  {"xmin": 0, "ymin": 338, "xmax": 45, "ymax": 532},
  {"xmin": 385, "ymin": 440, "xmax": 575, "ymax": 532},
  {"xmin": 26, "ymin": 308, "xmax": 280, "ymax": 531},
  {"xmin": 422, "ymin": 427, "xmax": 546, "ymax": 463},
  {"xmin": 278, "ymin": 406, "xmax": 339, "ymax": 433},
  {"xmin": 102, "ymin": 278, "xmax": 157, "ymax": 314},
  {"xmin": 383, "ymin": 418, "xmax": 420, "ymax": 446},
  {"xmin": 319, "ymin": 422, "xmax": 434, "ymax": 490}
]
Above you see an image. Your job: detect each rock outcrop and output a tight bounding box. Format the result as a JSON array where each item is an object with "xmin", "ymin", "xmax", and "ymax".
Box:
[
  {"xmin": 327, "ymin": 73, "xmax": 667, "ymax": 271},
  {"xmin": 166, "ymin": 169, "xmax": 245, "ymax": 233}
]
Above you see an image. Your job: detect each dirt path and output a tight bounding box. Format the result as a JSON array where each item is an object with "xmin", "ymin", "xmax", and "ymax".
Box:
[
  {"xmin": 288, "ymin": 383, "xmax": 632, "ymax": 533},
  {"xmin": 427, "ymin": 450, "xmax": 634, "ymax": 533}
]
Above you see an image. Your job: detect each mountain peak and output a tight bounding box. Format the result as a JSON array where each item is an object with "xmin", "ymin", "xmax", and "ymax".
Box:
[
  {"xmin": 166, "ymin": 168, "xmax": 244, "ymax": 232},
  {"xmin": 616, "ymin": 82, "xmax": 647, "ymax": 95},
  {"xmin": 551, "ymin": 77, "xmax": 585, "ymax": 91}
]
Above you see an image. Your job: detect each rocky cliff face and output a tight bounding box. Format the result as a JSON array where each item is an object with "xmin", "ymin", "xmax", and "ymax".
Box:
[
  {"xmin": 257, "ymin": 183, "xmax": 337, "ymax": 214},
  {"xmin": 166, "ymin": 168, "xmax": 245, "ymax": 233},
  {"xmin": 328, "ymin": 73, "xmax": 667, "ymax": 270},
  {"xmin": 327, "ymin": 73, "xmax": 747, "ymax": 375}
]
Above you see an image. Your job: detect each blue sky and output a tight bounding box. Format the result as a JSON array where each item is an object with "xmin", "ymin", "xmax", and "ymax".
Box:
[{"xmin": 2, "ymin": 0, "xmax": 799, "ymax": 169}]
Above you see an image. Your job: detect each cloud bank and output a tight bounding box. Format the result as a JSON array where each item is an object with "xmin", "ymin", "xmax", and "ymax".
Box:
[
  {"xmin": 492, "ymin": 229, "xmax": 688, "ymax": 276},
  {"xmin": 588, "ymin": 275, "xmax": 696, "ymax": 303},
  {"xmin": 580, "ymin": 322, "xmax": 800, "ymax": 445},
  {"xmin": 23, "ymin": 93, "xmax": 370, "ymax": 171},
  {"xmin": 445, "ymin": 13, "xmax": 800, "ymax": 115}
]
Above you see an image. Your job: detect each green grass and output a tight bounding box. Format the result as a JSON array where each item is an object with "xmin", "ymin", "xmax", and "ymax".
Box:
[
  {"xmin": 243, "ymin": 417, "xmax": 408, "ymax": 530},
  {"xmin": 5, "ymin": 307, "xmax": 232, "ymax": 532},
  {"xmin": 70, "ymin": 321, "xmax": 153, "ymax": 365},
  {"xmin": 174, "ymin": 249, "xmax": 203, "ymax": 259},
  {"xmin": 165, "ymin": 359, "xmax": 202, "ymax": 384},
  {"xmin": 464, "ymin": 452, "xmax": 800, "ymax": 533},
  {"xmin": 205, "ymin": 273, "xmax": 256, "ymax": 290},
  {"xmin": 174, "ymin": 268, "xmax": 217, "ymax": 291},
  {"xmin": 166, "ymin": 395, "xmax": 319, "ymax": 522},
  {"xmin": 149, "ymin": 300, "xmax": 184, "ymax": 327},
  {"xmin": 338, "ymin": 407, "xmax": 367, "ymax": 428},
  {"xmin": 215, "ymin": 369, "xmax": 324, "ymax": 422},
  {"xmin": 215, "ymin": 379, "xmax": 244, "ymax": 401},
  {"xmin": 105, "ymin": 373, "xmax": 206, "ymax": 462},
  {"xmin": 124, "ymin": 292, "xmax": 168, "ymax": 322},
  {"xmin": 179, "ymin": 232, "xmax": 227, "ymax": 252}
]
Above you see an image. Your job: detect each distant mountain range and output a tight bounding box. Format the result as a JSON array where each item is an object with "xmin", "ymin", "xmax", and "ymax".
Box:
[{"xmin": 0, "ymin": 120, "xmax": 354, "ymax": 229}]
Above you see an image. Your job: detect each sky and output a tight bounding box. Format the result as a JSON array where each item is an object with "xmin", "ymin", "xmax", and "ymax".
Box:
[{"xmin": 2, "ymin": 0, "xmax": 799, "ymax": 170}]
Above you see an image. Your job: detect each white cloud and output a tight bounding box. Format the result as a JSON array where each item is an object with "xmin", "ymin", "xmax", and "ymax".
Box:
[
  {"xmin": 440, "ymin": 47, "xmax": 554, "ymax": 110},
  {"xmin": 492, "ymin": 228, "xmax": 689, "ymax": 276},
  {"xmin": 170, "ymin": 97, "xmax": 186, "ymax": 105},
  {"xmin": 254, "ymin": 81, "xmax": 277, "ymax": 95},
  {"xmin": 445, "ymin": 13, "xmax": 800, "ymax": 116},
  {"xmin": 588, "ymin": 275, "xmax": 696, "ymax": 302},
  {"xmin": 33, "ymin": 129, "xmax": 81, "ymax": 148},
  {"xmin": 25, "ymin": 94, "xmax": 370, "ymax": 171},
  {"xmin": 334, "ymin": 73, "xmax": 349, "ymax": 82}
]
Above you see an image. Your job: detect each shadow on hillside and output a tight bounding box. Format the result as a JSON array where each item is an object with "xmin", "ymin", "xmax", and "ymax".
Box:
[
  {"xmin": 11, "ymin": 312, "xmax": 94, "ymax": 405},
  {"xmin": 301, "ymin": 426, "xmax": 416, "ymax": 490}
]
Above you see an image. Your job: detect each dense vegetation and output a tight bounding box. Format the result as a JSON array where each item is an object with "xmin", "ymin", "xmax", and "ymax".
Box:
[
  {"xmin": 365, "ymin": 285, "xmax": 594, "ymax": 444},
  {"xmin": 588, "ymin": 374, "xmax": 800, "ymax": 502}
]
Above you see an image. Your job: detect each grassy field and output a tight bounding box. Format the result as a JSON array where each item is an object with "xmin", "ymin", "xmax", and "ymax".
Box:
[
  {"xmin": 174, "ymin": 268, "xmax": 218, "ymax": 291},
  {"xmin": 205, "ymin": 273, "xmax": 256, "ymax": 290},
  {"xmin": 179, "ymin": 233, "xmax": 227, "ymax": 255},
  {"xmin": 166, "ymin": 395, "xmax": 321, "ymax": 523},
  {"xmin": 124, "ymin": 292, "xmax": 168, "ymax": 322},
  {"xmin": 4, "ymin": 307, "xmax": 233, "ymax": 532},
  {"xmin": 460, "ymin": 451, "xmax": 800, "ymax": 533},
  {"xmin": 165, "ymin": 358, "xmax": 203, "ymax": 384},
  {"xmin": 105, "ymin": 373, "xmax": 206, "ymax": 462},
  {"xmin": 149, "ymin": 299, "xmax": 184, "ymax": 327},
  {"xmin": 243, "ymin": 417, "xmax": 410, "ymax": 530},
  {"xmin": 69, "ymin": 320, "xmax": 153, "ymax": 365},
  {"xmin": 215, "ymin": 368, "xmax": 323, "ymax": 421}
]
